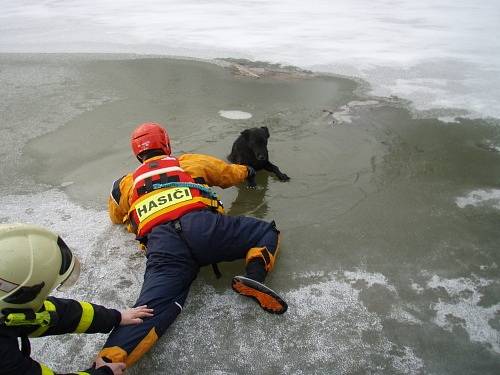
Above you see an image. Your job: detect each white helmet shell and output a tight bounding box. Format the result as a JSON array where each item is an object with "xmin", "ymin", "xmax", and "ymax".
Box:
[{"xmin": 0, "ymin": 223, "xmax": 78, "ymax": 318}]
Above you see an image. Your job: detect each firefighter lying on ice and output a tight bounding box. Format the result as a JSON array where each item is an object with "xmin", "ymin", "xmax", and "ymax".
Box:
[
  {"xmin": 0, "ymin": 223, "xmax": 153, "ymax": 375},
  {"xmin": 98, "ymin": 122, "xmax": 287, "ymax": 367}
]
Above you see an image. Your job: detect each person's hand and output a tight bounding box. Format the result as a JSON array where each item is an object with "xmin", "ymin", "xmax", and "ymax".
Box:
[
  {"xmin": 95, "ymin": 357, "xmax": 126, "ymax": 375},
  {"xmin": 246, "ymin": 166, "xmax": 257, "ymax": 188},
  {"xmin": 120, "ymin": 305, "xmax": 154, "ymax": 325}
]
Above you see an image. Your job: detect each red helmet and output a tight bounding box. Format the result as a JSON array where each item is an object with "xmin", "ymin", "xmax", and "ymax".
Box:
[{"xmin": 130, "ymin": 122, "xmax": 171, "ymax": 158}]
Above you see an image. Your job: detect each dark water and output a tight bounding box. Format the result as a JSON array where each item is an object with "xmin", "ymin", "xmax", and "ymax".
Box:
[{"xmin": 1, "ymin": 54, "xmax": 499, "ymax": 374}]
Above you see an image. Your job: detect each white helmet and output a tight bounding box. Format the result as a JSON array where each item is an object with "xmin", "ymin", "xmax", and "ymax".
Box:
[{"xmin": 0, "ymin": 223, "xmax": 80, "ymax": 318}]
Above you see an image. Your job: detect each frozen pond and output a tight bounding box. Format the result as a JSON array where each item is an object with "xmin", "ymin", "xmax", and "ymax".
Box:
[
  {"xmin": 0, "ymin": 55, "xmax": 499, "ymax": 374},
  {"xmin": 1, "ymin": 0, "xmax": 500, "ymax": 118},
  {"xmin": 1, "ymin": 1, "xmax": 499, "ymax": 374}
]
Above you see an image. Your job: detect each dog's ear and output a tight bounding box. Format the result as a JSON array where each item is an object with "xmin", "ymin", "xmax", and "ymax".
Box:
[
  {"xmin": 240, "ymin": 129, "xmax": 250, "ymax": 140},
  {"xmin": 261, "ymin": 126, "xmax": 270, "ymax": 139}
]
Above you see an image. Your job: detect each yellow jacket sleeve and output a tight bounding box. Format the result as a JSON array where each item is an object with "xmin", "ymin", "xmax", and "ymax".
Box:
[
  {"xmin": 179, "ymin": 153, "xmax": 249, "ymax": 188},
  {"xmin": 108, "ymin": 173, "xmax": 134, "ymax": 226}
]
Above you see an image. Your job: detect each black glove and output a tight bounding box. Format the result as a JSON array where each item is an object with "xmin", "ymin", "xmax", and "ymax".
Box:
[{"xmin": 246, "ymin": 166, "xmax": 257, "ymax": 188}]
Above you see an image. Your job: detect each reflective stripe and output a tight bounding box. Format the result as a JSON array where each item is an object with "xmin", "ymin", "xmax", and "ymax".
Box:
[
  {"xmin": 133, "ymin": 166, "xmax": 183, "ymax": 185},
  {"xmin": 75, "ymin": 301, "xmax": 94, "ymax": 333},
  {"xmin": 110, "ymin": 175, "xmax": 125, "ymax": 205},
  {"xmin": 4, "ymin": 310, "xmax": 51, "ymax": 327},
  {"xmin": 40, "ymin": 363, "xmax": 55, "ymax": 375},
  {"xmin": 29, "ymin": 300, "xmax": 56, "ymax": 337},
  {"xmin": 134, "ymin": 187, "xmax": 193, "ymax": 222},
  {"xmin": 129, "ymin": 194, "xmax": 223, "ymax": 237}
]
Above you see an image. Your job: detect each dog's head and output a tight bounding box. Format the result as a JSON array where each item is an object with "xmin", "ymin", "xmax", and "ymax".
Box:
[{"xmin": 241, "ymin": 126, "xmax": 270, "ymax": 161}]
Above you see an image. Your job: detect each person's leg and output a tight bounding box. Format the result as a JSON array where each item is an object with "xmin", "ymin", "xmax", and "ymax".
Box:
[
  {"xmin": 180, "ymin": 211, "xmax": 286, "ymax": 313},
  {"xmin": 180, "ymin": 211, "xmax": 279, "ymax": 273},
  {"xmin": 241, "ymin": 219, "xmax": 281, "ymax": 283},
  {"xmin": 98, "ymin": 223, "xmax": 199, "ymax": 367}
]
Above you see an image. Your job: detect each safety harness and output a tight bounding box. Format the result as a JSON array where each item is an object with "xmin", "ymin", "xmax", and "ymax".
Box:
[{"xmin": 128, "ymin": 156, "xmax": 224, "ymax": 237}]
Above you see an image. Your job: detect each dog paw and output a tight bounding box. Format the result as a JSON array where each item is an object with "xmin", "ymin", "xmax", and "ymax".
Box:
[
  {"xmin": 247, "ymin": 178, "xmax": 257, "ymax": 188},
  {"xmin": 278, "ymin": 174, "xmax": 290, "ymax": 181}
]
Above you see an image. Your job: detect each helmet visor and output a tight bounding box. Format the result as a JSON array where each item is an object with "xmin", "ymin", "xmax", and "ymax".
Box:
[
  {"xmin": 57, "ymin": 256, "xmax": 81, "ymax": 291},
  {"xmin": 57, "ymin": 236, "xmax": 73, "ymax": 275}
]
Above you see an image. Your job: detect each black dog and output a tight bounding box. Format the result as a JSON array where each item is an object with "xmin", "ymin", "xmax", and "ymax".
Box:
[{"xmin": 228, "ymin": 126, "xmax": 290, "ymax": 187}]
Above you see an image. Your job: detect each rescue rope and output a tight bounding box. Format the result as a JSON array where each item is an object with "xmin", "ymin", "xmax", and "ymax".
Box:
[{"xmin": 152, "ymin": 182, "xmax": 218, "ymax": 199}]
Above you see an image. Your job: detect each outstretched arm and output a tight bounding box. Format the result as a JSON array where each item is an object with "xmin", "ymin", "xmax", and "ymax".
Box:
[
  {"xmin": 30, "ymin": 297, "xmax": 152, "ymax": 337},
  {"xmin": 179, "ymin": 153, "xmax": 250, "ymax": 188}
]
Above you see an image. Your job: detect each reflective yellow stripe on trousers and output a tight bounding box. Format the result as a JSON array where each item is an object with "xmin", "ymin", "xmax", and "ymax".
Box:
[{"xmin": 75, "ymin": 301, "xmax": 94, "ymax": 333}]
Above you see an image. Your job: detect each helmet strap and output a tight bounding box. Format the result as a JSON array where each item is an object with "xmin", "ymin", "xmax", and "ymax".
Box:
[{"xmin": 138, "ymin": 149, "xmax": 166, "ymax": 163}]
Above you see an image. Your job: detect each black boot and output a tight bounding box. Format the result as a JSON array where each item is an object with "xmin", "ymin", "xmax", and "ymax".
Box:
[{"xmin": 244, "ymin": 258, "xmax": 267, "ymax": 282}]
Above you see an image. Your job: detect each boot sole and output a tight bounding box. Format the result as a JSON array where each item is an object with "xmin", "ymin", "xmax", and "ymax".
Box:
[{"xmin": 232, "ymin": 276, "xmax": 288, "ymax": 314}]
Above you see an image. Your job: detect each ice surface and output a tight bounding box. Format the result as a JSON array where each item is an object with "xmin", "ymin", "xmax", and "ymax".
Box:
[
  {"xmin": 456, "ymin": 189, "xmax": 500, "ymax": 210},
  {"xmin": 427, "ymin": 274, "xmax": 500, "ymax": 353},
  {"xmin": 218, "ymin": 110, "xmax": 253, "ymax": 120},
  {"xmin": 1, "ymin": 0, "xmax": 499, "ymax": 118}
]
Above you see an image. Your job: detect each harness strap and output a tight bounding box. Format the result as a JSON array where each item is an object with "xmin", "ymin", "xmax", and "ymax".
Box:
[
  {"xmin": 211, "ymin": 263, "xmax": 222, "ymax": 279},
  {"xmin": 173, "ymin": 220, "xmax": 222, "ymax": 279},
  {"xmin": 152, "ymin": 181, "xmax": 219, "ymax": 199},
  {"xmin": 138, "ymin": 175, "xmax": 181, "ymax": 195}
]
